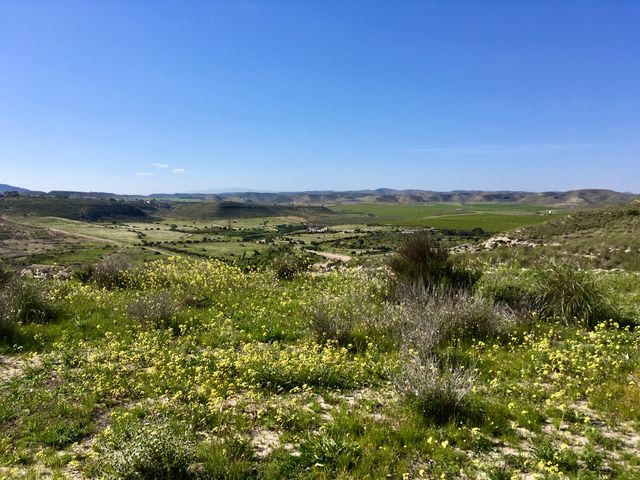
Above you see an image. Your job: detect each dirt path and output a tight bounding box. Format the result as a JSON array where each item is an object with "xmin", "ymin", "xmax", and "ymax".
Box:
[{"xmin": 306, "ymin": 249, "xmax": 352, "ymax": 262}]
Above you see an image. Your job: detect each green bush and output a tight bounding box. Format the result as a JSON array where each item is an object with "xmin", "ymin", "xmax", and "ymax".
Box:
[
  {"xmin": 1, "ymin": 278, "xmax": 59, "ymax": 325},
  {"xmin": 387, "ymin": 233, "xmax": 481, "ymax": 292},
  {"xmin": 533, "ymin": 263, "xmax": 617, "ymax": 328}
]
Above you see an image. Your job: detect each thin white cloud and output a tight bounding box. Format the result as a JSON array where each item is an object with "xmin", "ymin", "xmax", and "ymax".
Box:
[
  {"xmin": 408, "ymin": 144, "xmax": 601, "ymax": 156},
  {"xmin": 136, "ymin": 172, "xmax": 155, "ymax": 177},
  {"xmin": 151, "ymin": 163, "xmax": 170, "ymax": 169},
  {"xmin": 172, "ymin": 168, "xmax": 186, "ymax": 174}
]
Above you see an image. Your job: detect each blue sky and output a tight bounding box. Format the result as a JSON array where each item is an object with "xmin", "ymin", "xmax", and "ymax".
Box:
[{"xmin": 0, "ymin": 1, "xmax": 638, "ymax": 194}]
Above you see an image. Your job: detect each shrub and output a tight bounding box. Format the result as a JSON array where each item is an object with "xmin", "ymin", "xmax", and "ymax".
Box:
[
  {"xmin": 237, "ymin": 245, "xmax": 310, "ymax": 280},
  {"xmin": 387, "ymin": 233, "xmax": 481, "ymax": 292},
  {"xmin": 479, "ymin": 277, "xmax": 537, "ymax": 314},
  {"xmin": 84, "ymin": 256, "xmax": 133, "ymax": 289},
  {"xmin": 272, "ymin": 253, "xmax": 305, "ymax": 280},
  {"xmin": 0, "ymin": 263, "xmax": 13, "ymax": 287},
  {"xmin": 533, "ymin": 263, "xmax": 617, "ymax": 328},
  {"xmin": 309, "ymin": 294, "xmax": 359, "ymax": 347},
  {"xmin": 394, "ymin": 349, "xmax": 477, "ymax": 424},
  {"xmin": 394, "ymin": 284, "xmax": 515, "ymax": 352},
  {"xmin": 307, "ymin": 278, "xmax": 393, "ymax": 352},
  {"xmin": 0, "ymin": 278, "xmax": 59, "ymax": 325},
  {"xmin": 127, "ymin": 291, "xmax": 178, "ymax": 330},
  {"xmin": 308, "ymin": 292, "xmax": 381, "ymax": 350}
]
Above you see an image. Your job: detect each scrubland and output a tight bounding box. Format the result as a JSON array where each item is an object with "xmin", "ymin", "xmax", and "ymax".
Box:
[{"xmin": 1, "ymin": 232, "xmax": 639, "ymax": 479}]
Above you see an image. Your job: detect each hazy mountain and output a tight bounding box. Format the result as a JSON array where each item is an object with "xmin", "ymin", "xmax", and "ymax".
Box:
[{"xmin": 2, "ymin": 184, "xmax": 637, "ymax": 207}]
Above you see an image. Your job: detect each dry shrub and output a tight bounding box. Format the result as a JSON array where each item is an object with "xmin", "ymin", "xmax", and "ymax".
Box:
[
  {"xmin": 308, "ymin": 286, "xmax": 390, "ymax": 352},
  {"xmin": 390, "ymin": 285, "xmax": 511, "ymax": 422},
  {"xmin": 127, "ymin": 291, "xmax": 178, "ymax": 330},
  {"xmin": 393, "ymin": 284, "xmax": 516, "ymax": 351},
  {"xmin": 87, "ymin": 256, "xmax": 133, "ymax": 289},
  {"xmin": 394, "ymin": 349, "xmax": 477, "ymax": 424}
]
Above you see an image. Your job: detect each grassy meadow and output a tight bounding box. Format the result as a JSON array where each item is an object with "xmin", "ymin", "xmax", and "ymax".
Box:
[{"xmin": 1, "ymin": 197, "xmax": 639, "ymax": 479}]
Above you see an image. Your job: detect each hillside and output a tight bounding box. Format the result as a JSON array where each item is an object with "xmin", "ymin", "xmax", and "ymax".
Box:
[
  {"xmin": 166, "ymin": 201, "xmax": 332, "ymax": 220},
  {"xmin": 474, "ymin": 202, "xmax": 640, "ymax": 270},
  {"xmin": 0, "ymin": 197, "xmax": 158, "ymax": 222}
]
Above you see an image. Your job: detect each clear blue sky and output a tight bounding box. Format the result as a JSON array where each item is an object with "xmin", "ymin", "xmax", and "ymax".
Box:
[{"xmin": 1, "ymin": 1, "xmax": 638, "ymax": 194}]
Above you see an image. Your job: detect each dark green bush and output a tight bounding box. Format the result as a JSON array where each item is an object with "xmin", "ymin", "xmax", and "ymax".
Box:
[{"xmin": 388, "ymin": 233, "xmax": 481, "ymax": 292}]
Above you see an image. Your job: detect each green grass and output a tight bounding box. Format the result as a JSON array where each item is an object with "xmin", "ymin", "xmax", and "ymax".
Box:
[
  {"xmin": 330, "ymin": 203, "xmax": 568, "ymax": 232},
  {"xmin": 1, "ymin": 258, "xmax": 639, "ymax": 478},
  {"xmin": 2, "ymin": 199, "xmax": 640, "ymax": 477}
]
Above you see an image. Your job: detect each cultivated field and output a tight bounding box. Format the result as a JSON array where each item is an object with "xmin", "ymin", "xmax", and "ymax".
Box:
[{"xmin": 1, "ymin": 196, "xmax": 639, "ymax": 479}]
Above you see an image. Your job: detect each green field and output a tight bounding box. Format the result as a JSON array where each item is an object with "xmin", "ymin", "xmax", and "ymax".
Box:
[{"xmin": 330, "ymin": 203, "xmax": 566, "ymax": 231}]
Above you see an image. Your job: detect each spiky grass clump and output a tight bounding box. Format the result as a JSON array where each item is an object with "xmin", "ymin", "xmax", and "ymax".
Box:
[{"xmin": 533, "ymin": 263, "xmax": 617, "ymax": 328}]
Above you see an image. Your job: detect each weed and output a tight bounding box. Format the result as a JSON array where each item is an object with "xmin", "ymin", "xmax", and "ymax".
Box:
[
  {"xmin": 95, "ymin": 417, "xmax": 196, "ymax": 480},
  {"xmin": 298, "ymin": 431, "xmax": 361, "ymax": 471}
]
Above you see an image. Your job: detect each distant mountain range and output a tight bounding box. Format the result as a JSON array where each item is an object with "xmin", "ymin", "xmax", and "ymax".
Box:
[{"xmin": 1, "ymin": 184, "xmax": 637, "ymax": 207}]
